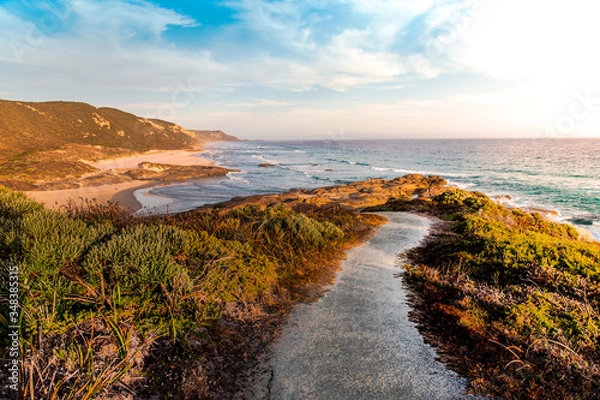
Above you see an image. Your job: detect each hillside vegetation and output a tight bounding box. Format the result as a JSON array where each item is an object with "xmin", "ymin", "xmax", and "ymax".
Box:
[
  {"xmin": 191, "ymin": 130, "xmax": 238, "ymax": 142},
  {"xmin": 371, "ymin": 190, "xmax": 600, "ymax": 399},
  {"xmin": 0, "ymin": 186, "xmax": 382, "ymax": 399},
  {"xmin": 0, "ymin": 100, "xmax": 237, "ymax": 183}
]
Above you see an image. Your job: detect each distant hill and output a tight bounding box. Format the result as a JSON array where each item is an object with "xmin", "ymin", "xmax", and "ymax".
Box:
[
  {"xmin": 0, "ymin": 100, "xmax": 237, "ymax": 183},
  {"xmin": 192, "ymin": 130, "xmax": 239, "ymax": 142}
]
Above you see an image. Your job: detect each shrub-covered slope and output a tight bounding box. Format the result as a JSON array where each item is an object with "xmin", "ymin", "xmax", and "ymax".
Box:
[
  {"xmin": 0, "ymin": 186, "xmax": 381, "ymax": 399},
  {"xmin": 373, "ymin": 189, "xmax": 600, "ymax": 399},
  {"xmin": 0, "ymin": 100, "xmax": 200, "ymax": 153}
]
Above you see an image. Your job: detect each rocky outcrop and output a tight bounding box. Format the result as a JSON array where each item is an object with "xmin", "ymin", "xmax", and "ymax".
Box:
[
  {"xmin": 126, "ymin": 163, "xmax": 232, "ymax": 181},
  {"xmin": 210, "ymin": 174, "xmax": 449, "ymax": 211}
]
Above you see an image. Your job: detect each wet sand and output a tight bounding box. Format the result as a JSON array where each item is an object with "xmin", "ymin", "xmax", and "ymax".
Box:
[{"xmin": 263, "ymin": 212, "xmax": 472, "ymax": 400}]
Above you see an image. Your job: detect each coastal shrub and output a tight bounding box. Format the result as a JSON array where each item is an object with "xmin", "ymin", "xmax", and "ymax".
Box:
[
  {"xmin": 63, "ymin": 197, "xmax": 137, "ymax": 229},
  {"xmin": 0, "ymin": 186, "xmax": 42, "ymax": 260},
  {"xmin": 0, "ymin": 185, "xmax": 43, "ymax": 218},
  {"xmin": 198, "ymin": 242, "xmax": 279, "ymax": 304},
  {"xmin": 181, "ymin": 229, "xmax": 280, "ymax": 304},
  {"xmin": 259, "ymin": 212, "xmax": 344, "ymax": 252},
  {"xmin": 0, "ymin": 199, "xmax": 115, "ymax": 335},
  {"xmin": 433, "ymin": 189, "xmax": 492, "ymax": 212},
  {"xmin": 84, "ymin": 224, "xmax": 187, "ymax": 290}
]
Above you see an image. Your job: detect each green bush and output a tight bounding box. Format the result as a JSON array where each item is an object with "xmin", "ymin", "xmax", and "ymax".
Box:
[
  {"xmin": 260, "ymin": 212, "xmax": 344, "ymax": 251},
  {"xmin": 434, "ymin": 189, "xmax": 491, "ymax": 212}
]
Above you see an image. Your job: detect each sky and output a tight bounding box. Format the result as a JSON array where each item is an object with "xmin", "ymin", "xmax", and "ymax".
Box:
[{"xmin": 1, "ymin": 0, "xmax": 600, "ymax": 140}]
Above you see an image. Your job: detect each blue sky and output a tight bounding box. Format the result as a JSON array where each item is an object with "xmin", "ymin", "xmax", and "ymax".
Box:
[{"xmin": 0, "ymin": 0, "xmax": 599, "ymax": 139}]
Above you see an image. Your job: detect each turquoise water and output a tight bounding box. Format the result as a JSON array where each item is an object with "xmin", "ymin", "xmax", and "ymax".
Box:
[{"xmin": 141, "ymin": 139, "xmax": 600, "ymax": 239}]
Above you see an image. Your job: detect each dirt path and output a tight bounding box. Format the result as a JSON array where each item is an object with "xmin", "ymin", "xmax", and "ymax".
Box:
[{"xmin": 261, "ymin": 212, "xmax": 471, "ymax": 400}]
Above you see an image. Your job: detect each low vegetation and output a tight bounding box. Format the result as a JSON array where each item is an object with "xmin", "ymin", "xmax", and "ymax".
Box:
[
  {"xmin": 5, "ymin": 174, "xmax": 596, "ymax": 398},
  {"xmin": 0, "ymin": 186, "xmax": 382, "ymax": 399},
  {"xmin": 372, "ymin": 189, "xmax": 600, "ymax": 399}
]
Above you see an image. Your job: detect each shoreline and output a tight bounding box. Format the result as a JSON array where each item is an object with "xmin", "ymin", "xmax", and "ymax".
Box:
[
  {"xmin": 108, "ymin": 180, "xmax": 160, "ymax": 210},
  {"xmin": 21, "ymin": 145, "xmax": 600, "ymax": 243},
  {"xmin": 24, "ymin": 149, "xmax": 215, "ymax": 211},
  {"xmin": 25, "ymin": 180, "xmax": 159, "ymax": 211}
]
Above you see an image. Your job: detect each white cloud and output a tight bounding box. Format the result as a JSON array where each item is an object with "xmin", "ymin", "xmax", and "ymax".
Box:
[
  {"xmin": 0, "ymin": 0, "xmax": 237, "ymax": 96},
  {"xmin": 314, "ymin": 29, "xmax": 408, "ymax": 91},
  {"xmin": 0, "ymin": 0, "xmax": 484, "ymax": 100},
  {"xmin": 348, "ymin": 0, "xmax": 432, "ymax": 17},
  {"xmin": 69, "ymin": 0, "xmax": 196, "ymax": 40},
  {"xmin": 215, "ymin": 0, "xmax": 471, "ymax": 91}
]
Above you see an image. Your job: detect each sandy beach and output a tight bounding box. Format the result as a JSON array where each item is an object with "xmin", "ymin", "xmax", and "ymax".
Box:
[
  {"xmin": 93, "ymin": 149, "xmax": 214, "ymax": 171},
  {"xmin": 26, "ymin": 149, "xmax": 214, "ymax": 211},
  {"xmin": 25, "ymin": 180, "xmax": 159, "ymax": 211}
]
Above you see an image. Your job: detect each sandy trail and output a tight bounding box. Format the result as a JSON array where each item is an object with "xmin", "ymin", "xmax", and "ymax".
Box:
[{"xmin": 264, "ymin": 212, "xmax": 471, "ymax": 400}]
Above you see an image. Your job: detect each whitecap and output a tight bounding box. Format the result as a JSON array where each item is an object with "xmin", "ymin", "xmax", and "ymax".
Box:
[{"xmin": 251, "ymin": 154, "xmax": 278, "ymax": 164}]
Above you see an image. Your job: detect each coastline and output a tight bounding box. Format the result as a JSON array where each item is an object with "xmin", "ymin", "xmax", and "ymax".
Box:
[{"xmin": 8, "ymin": 172, "xmax": 600, "ymax": 399}]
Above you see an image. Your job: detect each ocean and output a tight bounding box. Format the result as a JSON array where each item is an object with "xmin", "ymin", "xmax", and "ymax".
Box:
[{"xmin": 135, "ymin": 139, "xmax": 600, "ymax": 239}]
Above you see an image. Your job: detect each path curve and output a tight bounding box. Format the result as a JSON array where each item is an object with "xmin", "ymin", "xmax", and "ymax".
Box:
[{"xmin": 266, "ymin": 212, "xmax": 470, "ymax": 400}]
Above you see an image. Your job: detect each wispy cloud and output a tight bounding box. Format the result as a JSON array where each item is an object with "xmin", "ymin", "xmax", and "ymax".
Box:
[{"xmin": 0, "ymin": 0, "xmax": 472, "ymax": 98}]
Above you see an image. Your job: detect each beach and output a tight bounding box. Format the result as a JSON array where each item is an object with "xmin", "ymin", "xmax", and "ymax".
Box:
[
  {"xmin": 92, "ymin": 149, "xmax": 214, "ymax": 171},
  {"xmin": 25, "ymin": 149, "xmax": 214, "ymax": 211}
]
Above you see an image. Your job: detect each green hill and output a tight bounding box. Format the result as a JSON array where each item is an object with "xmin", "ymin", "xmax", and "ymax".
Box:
[{"xmin": 0, "ymin": 100, "xmax": 237, "ymax": 183}]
